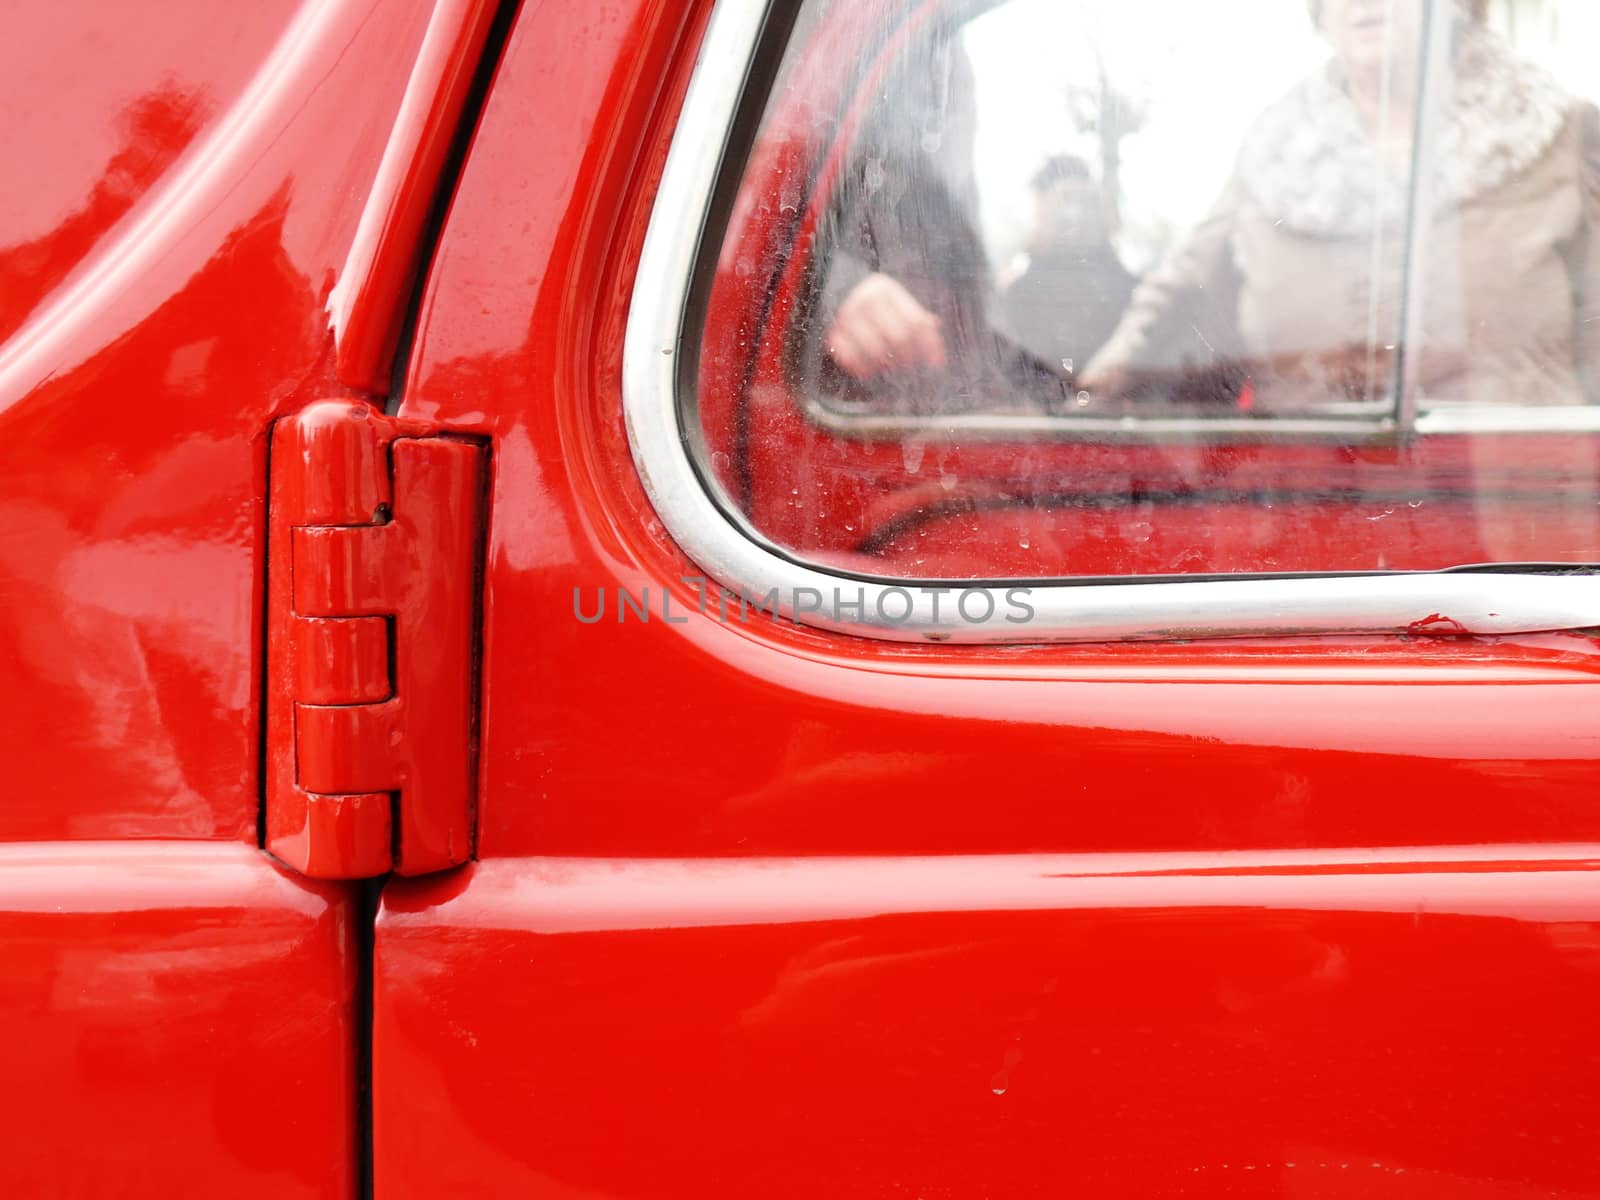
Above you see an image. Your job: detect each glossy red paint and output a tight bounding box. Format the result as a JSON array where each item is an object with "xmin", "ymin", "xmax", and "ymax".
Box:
[
  {"xmin": 399, "ymin": 0, "xmax": 1600, "ymax": 861},
  {"xmin": 0, "ymin": 2, "xmax": 494, "ymax": 1193},
  {"xmin": 8, "ymin": 0, "xmax": 1598, "ymax": 1193},
  {"xmin": 0, "ymin": 0, "xmax": 445, "ymax": 843},
  {"xmin": 0, "ymin": 842, "xmax": 358, "ymax": 1196},
  {"xmin": 266, "ymin": 400, "xmax": 483, "ymax": 878},
  {"xmin": 0, "ymin": 0, "xmax": 302, "ymax": 343},
  {"xmin": 376, "ymin": 0, "xmax": 1600, "ymax": 1192},
  {"xmin": 329, "ymin": 0, "xmax": 504, "ymax": 395},
  {"xmin": 378, "ymin": 853, "xmax": 1600, "ymax": 1196}
]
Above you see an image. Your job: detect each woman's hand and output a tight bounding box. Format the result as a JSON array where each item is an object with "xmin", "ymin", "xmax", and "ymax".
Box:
[
  {"xmin": 1074, "ymin": 355, "xmax": 1135, "ymax": 399},
  {"xmin": 825, "ymin": 273, "xmax": 948, "ymax": 380}
]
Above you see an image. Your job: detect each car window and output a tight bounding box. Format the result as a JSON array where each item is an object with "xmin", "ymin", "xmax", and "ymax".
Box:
[{"xmin": 689, "ymin": 0, "xmax": 1600, "ymax": 581}]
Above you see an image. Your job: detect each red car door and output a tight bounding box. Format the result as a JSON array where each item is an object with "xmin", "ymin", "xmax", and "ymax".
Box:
[
  {"xmin": 11, "ymin": 0, "xmax": 1595, "ymax": 1195},
  {"xmin": 370, "ymin": 1, "xmax": 1600, "ymax": 1197}
]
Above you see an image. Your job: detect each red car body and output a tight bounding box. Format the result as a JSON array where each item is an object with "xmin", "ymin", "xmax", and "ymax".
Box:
[{"xmin": 3, "ymin": 0, "xmax": 1598, "ymax": 1196}]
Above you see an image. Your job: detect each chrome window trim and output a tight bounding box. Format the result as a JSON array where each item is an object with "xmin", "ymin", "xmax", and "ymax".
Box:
[
  {"xmin": 796, "ymin": 399, "xmax": 1600, "ymax": 444},
  {"xmin": 798, "ymin": 402, "xmax": 1401, "ymax": 444},
  {"xmin": 620, "ymin": 0, "xmax": 1600, "ymax": 644}
]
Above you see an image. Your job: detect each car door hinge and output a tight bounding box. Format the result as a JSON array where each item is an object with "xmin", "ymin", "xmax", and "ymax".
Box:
[{"xmin": 265, "ymin": 400, "xmax": 484, "ymax": 880}]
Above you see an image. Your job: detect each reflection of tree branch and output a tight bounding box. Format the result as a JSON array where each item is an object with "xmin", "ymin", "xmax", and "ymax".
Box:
[
  {"xmin": 1063, "ymin": 49, "xmax": 1149, "ymax": 233},
  {"xmin": 0, "ymin": 84, "xmax": 208, "ymax": 342}
]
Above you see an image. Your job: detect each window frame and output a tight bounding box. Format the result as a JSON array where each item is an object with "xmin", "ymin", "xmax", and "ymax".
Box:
[{"xmin": 621, "ymin": 0, "xmax": 1600, "ymax": 643}]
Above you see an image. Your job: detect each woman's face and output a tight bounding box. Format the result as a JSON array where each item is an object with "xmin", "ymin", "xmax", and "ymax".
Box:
[{"xmin": 1320, "ymin": 0, "xmax": 1424, "ymax": 80}]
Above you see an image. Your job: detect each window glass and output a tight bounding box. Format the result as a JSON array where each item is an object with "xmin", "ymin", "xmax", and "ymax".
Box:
[{"xmin": 692, "ymin": 0, "xmax": 1600, "ymax": 579}]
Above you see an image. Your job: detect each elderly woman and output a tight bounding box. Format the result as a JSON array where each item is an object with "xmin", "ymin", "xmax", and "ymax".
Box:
[{"xmin": 1081, "ymin": 0, "xmax": 1600, "ymax": 411}]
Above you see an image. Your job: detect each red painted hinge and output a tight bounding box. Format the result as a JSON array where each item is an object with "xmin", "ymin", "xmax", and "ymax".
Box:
[{"xmin": 265, "ymin": 400, "xmax": 484, "ymax": 879}]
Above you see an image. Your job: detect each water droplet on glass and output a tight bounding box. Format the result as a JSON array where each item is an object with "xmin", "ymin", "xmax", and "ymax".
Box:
[
  {"xmin": 1061, "ymin": 357, "xmax": 1074, "ymax": 374},
  {"xmin": 1075, "ymin": 390, "xmax": 1092, "ymax": 408}
]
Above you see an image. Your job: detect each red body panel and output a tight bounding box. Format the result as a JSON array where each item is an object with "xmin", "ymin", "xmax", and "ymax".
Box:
[
  {"xmin": 379, "ymin": 853, "xmax": 1600, "ymax": 1197},
  {"xmin": 329, "ymin": 0, "xmax": 504, "ymax": 394},
  {"xmin": 0, "ymin": 843, "xmax": 357, "ymax": 1196},
  {"xmin": 0, "ymin": 0, "xmax": 445, "ymax": 843},
  {"xmin": 0, "ymin": 0, "xmax": 303, "ymax": 343},
  {"xmin": 377, "ymin": 0, "xmax": 1600, "ymax": 1193},
  {"xmin": 0, "ymin": 2, "xmax": 492, "ymax": 1193},
  {"xmin": 6, "ymin": 0, "xmax": 1600, "ymax": 1192}
]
